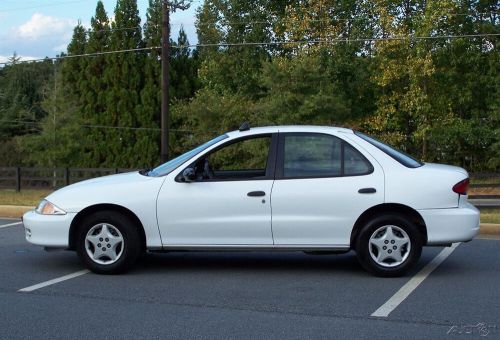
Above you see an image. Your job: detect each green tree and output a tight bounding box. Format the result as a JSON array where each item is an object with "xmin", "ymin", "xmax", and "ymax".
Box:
[
  {"xmin": 19, "ymin": 66, "xmax": 87, "ymax": 167},
  {"xmin": 81, "ymin": 0, "xmax": 112, "ymax": 166},
  {"xmin": 0, "ymin": 56, "xmax": 54, "ymax": 139},
  {"xmin": 171, "ymin": 27, "xmax": 200, "ymax": 100},
  {"xmin": 104, "ymin": 0, "xmax": 145, "ymax": 167},
  {"xmin": 136, "ymin": 0, "xmax": 163, "ymax": 166},
  {"xmin": 196, "ymin": 0, "xmax": 289, "ymax": 97},
  {"xmin": 61, "ymin": 22, "xmax": 87, "ymax": 104},
  {"xmin": 257, "ymin": 54, "xmax": 350, "ymax": 126}
]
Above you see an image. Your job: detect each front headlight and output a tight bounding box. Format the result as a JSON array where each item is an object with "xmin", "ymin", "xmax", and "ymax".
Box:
[{"xmin": 35, "ymin": 200, "xmax": 66, "ymax": 215}]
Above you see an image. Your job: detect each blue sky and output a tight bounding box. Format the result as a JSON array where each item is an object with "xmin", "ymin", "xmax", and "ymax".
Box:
[{"xmin": 0, "ymin": 0, "xmax": 200, "ymax": 63}]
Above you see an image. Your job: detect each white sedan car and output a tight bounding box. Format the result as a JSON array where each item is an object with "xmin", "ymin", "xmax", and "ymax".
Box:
[{"xmin": 23, "ymin": 125, "xmax": 480, "ymax": 276}]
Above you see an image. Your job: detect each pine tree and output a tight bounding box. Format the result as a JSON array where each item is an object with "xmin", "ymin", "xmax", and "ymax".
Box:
[
  {"xmin": 136, "ymin": 0, "xmax": 163, "ymax": 166},
  {"xmin": 171, "ymin": 26, "xmax": 199, "ymax": 100},
  {"xmin": 104, "ymin": 0, "xmax": 144, "ymax": 167},
  {"xmin": 82, "ymin": 0, "xmax": 111, "ymax": 166},
  {"xmin": 61, "ymin": 22, "xmax": 87, "ymax": 104}
]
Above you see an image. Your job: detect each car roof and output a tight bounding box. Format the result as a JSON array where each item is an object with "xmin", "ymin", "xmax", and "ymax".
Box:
[{"xmin": 226, "ymin": 125, "xmax": 353, "ymax": 138}]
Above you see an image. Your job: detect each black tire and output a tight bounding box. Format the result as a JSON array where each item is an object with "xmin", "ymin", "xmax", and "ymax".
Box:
[
  {"xmin": 76, "ymin": 211, "xmax": 143, "ymax": 274},
  {"xmin": 355, "ymin": 214, "xmax": 423, "ymax": 277}
]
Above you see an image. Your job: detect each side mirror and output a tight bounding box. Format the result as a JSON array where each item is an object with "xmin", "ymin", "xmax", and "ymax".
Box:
[{"xmin": 182, "ymin": 168, "xmax": 196, "ymax": 182}]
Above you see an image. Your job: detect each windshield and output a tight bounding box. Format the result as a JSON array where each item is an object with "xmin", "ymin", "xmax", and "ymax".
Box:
[
  {"xmin": 147, "ymin": 134, "xmax": 228, "ymax": 177},
  {"xmin": 354, "ymin": 132, "xmax": 423, "ymax": 168}
]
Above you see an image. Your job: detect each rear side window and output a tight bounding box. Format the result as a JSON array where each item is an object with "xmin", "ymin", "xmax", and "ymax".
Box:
[
  {"xmin": 355, "ymin": 132, "xmax": 423, "ymax": 168},
  {"xmin": 283, "ymin": 134, "xmax": 342, "ymax": 178},
  {"xmin": 280, "ymin": 133, "xmax": 373, "ymax": 179}
]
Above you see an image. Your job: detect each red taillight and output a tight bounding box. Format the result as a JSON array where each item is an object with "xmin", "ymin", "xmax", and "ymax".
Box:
[{"xmin": 453, "ymin": 178, "xmax": 469, "ymax": 195}]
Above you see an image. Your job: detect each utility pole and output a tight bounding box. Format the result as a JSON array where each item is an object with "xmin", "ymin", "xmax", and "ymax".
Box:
[
  {"xmin": 161, "ymin": 0, "xmax": 191, "ymax": 163},
  {"xmin": 161, "ymin": 0, "xmax": 170, "ymax": 163}
]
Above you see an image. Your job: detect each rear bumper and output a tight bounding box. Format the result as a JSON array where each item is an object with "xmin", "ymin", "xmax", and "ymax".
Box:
[
  {"xmin": 418, "ymin": 203, "xmax": 480, "ymax": 245},
  {"xmin": 22, "ymin": 210, "xmax": 76, "ymax": 248}
]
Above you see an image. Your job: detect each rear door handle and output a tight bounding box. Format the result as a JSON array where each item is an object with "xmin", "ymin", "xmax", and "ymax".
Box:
[
  {"xmin": 247, "ymin": 191, "xmax": 266, "ymax": 197},
  {"xmin": 358, "ymin": 188, "xmax": 376, "ymax": 194}
]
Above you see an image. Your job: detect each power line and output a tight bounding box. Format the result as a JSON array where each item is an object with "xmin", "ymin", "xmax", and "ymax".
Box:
[
  {"xmin": 0, "ymin": 119, "xmax": 214, "ymax": 133},
  {"xmin": 0, "ymin": 46, "xmax": 159, "ymax": 65},
  {"xmin": 176, "ymin": 33, "xmax": 500, "ymax": 48},
  {"xmin": 1, "ymin": 33, "xmax": 498, "ymax": 66},
  {"xmin": 83, "ymin": 124, "xmax": 160, "ymax": 131}
]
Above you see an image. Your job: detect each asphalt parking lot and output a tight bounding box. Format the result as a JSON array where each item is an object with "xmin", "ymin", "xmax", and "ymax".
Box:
[{"xmin": 0, "ymin": 218, "xmax": 498, "ymax": 339}]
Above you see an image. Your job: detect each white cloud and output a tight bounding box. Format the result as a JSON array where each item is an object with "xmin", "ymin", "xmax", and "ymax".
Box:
[{"xmin": 16, "ymin": 13, "xmax": 76, "ymax": 40}]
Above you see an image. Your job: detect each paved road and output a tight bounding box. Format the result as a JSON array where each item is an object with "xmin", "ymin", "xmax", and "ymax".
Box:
[{"xmin": 0, "ymin": 218, "xmax": 498, "ymax": 339}]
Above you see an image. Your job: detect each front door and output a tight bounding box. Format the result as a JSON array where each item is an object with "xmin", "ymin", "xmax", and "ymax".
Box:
[{"xmin": 156, "ymin": 134, "xmax": 277, "ymax": 245}]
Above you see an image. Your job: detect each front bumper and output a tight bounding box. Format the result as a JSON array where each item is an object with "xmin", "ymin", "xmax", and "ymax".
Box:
[
  {"xmin": 419, "ymin": 202, "xmax": 480, "ymax": 245},
  {"xmin": 22, "ymin": 210, "xmax": 76, "ymax": 248}
]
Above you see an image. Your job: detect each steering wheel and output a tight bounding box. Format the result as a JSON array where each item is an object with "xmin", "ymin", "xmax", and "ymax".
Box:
[{"xmin": 203, "ymin": 158, "xmax": 215, "ymax": 180}]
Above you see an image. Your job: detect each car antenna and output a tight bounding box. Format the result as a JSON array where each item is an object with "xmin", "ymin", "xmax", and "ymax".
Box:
[{"xmin": 239, "ymin": 122, "xmax": 250, "ymax": 131}]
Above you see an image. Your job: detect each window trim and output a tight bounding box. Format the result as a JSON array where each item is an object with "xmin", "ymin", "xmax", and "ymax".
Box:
[
  {"xmin": 275, "ymin": 132, "xmax": 374, "ymax": 180},
  {"xmin": 175, "ymin": 133, "xmax": 278, "ymax": 183}
]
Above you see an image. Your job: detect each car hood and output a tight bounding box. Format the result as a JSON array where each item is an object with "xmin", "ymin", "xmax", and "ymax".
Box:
[
  {"xmin": 45, "ymin": 171, "xmax": 164, "ymax": 213},
  {"xmin": 61, "ymin": 171, "xmax": 148, "ymax": 188}
]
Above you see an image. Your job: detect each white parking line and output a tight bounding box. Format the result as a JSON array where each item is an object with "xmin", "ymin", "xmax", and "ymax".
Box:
[
  {"xmin": 0, "ymin": 221, "xmax": 23, "ymax": 229},
  {"xmin": 371, "ymin": 242, "xmax": 460, "ymax": 318},
  {"xmin": 18, "ymin": 269, "xmax": 90, "ymax": 292}
]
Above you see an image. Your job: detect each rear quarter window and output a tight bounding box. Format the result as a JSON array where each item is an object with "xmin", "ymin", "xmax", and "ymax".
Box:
[
  {"xmin": 354, "ymin": 132, "xmax": 423, "ymax": 168},
  {"xmin": 344, "ymin": 143, "xmax": 373, "ymax": 176}
]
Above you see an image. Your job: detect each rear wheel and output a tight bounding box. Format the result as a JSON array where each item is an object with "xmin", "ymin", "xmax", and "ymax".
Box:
[
  {"xmin": 76, "ymin": 211, "xmax": 143, "ymax": 274},
  {"xmin": 355, "ymin": 214, "xmax": 422, "ymax": 277}
]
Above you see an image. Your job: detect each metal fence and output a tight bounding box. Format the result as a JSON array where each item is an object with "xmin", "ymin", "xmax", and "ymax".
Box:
[{"xmin": 0, "ymin": 167, "xmax": 138, "ymax": 191}]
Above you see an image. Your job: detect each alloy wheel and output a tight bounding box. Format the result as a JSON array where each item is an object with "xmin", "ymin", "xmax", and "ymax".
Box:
[
  {"xmin": 85, "ymin": 223, "xmax": 124, "ymax": 265},
  {"xmin": 368, "ymin": 225, "xmax": 411, "ymax": 268}
]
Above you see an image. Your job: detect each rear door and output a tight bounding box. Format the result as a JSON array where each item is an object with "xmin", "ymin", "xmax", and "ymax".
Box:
[{"xmin": 270, "ymin": 132, "xmax": 384, "ymax": 246}]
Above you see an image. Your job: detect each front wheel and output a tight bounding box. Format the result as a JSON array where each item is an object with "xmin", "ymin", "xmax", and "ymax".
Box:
[
  {"xmin": 76, "ymin": 211, "xmax": 143, "ymax": 274},
  {"xmin": 355, "ymin": 214, "xmax": 423, "ymax": 277}
]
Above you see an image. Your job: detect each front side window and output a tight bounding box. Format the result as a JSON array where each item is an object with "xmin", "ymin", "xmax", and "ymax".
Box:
[
  {"xmin": 192, "ymin": 135, "xmax": 272, "ymax": 181},
  {"xmin": 209, "ymin": 137, "xmax": 270, "ymax": 172}
]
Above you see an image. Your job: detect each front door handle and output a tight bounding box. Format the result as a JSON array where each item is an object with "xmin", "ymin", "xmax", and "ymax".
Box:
[
  {"xmin": 247, "ymin": 191, "xmax": 266, "ymax": 197},
  {"xmin": 358, "ymin": 188, "xmax": 376, "ymax": 194}
]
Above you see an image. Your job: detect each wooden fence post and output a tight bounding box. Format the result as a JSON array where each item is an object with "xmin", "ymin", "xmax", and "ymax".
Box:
[
  {"xmin": 65, "ymin": 168, "xmax": 70, "ymax": 186},
  {"xmin": 15, "ymin": 167, "xmax": 21, "ymax": 192}
]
